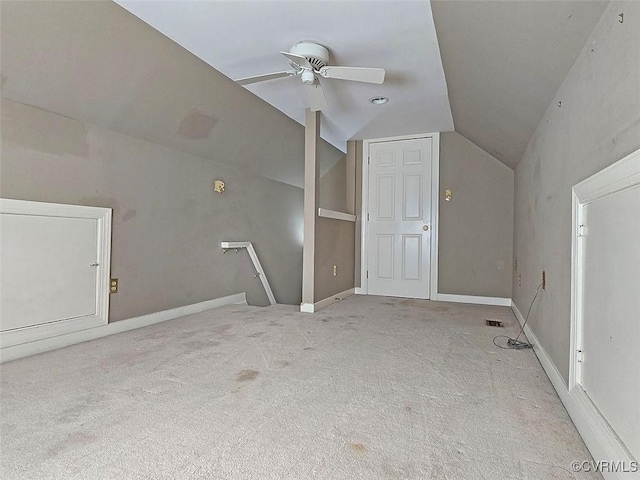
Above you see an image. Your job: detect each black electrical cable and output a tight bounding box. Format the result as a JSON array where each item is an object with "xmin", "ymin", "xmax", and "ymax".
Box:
[{"xmin": 493, "ymin": 282, "xmax": 543, "ymax": 350}]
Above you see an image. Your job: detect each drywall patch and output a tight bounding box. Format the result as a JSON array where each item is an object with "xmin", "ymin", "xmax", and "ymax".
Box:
[
  {"xmin": 3, "ymin": 101, "xmax": 90, "ymax": 158},
  {"xmin": 122, "ymin": 208, "xmax": 137, "ymax": 222},
  {"xmin": 177, "ymin": 110, "xmax": 218, "ymax": 139}
]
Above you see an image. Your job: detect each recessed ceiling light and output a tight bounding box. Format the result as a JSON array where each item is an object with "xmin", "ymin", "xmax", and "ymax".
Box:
[{"xmin": 370, "ymin": 96, "xmax": 389, "ymax": 105}]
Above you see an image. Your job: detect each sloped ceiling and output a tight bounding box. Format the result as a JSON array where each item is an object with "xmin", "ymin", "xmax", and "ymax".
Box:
[
  {"xmin": 2, "ymin": 0, "xmax": 609, "ymax": 175},
  {"xmin": 431, "ymin": 0, "xmax": 608, "ymax": 168},
  {"xmin": 0, "ymin": 0, "xmax": 345, "ymax": 188},
  {"xmin": 114, "ymin": 0, "xmax": 454, "ymax": 153}
]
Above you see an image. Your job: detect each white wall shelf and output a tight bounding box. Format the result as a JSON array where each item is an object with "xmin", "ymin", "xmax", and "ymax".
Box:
[{"xmin": 317, "ymin": 208, "xmax": 356, "ymax": 222}]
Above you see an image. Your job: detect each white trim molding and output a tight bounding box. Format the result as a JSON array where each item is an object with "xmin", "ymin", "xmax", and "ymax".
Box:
[
  {"xmin": 512, "ymin": 302, "xmax": 637, "ymax": 480},
  {"xmin": 221, "ymin": 242, "xmax": 276, "ymax": 305},
  {"xmin": 436, "ymin": 294, "xmax": 511, "ymax": 307},
  {"xmin": 429, "ymin": 134, "xmax": 440, "ymax": 301},
  {"xmin": 300, "ymin": 287, "xmax": 355, "ymax": 313},
  {"xmin": 565, "ymin": 147, "xmax": 640, "ymax": 477},
  {"xmin": 0, "ymin": 293, "xmax": 247, "ymax": 363},
  {"xmin": 570, "ymin": 147, "xmax": 640, "ymax": 390},
  {"xmin": 360, "ymin": 132, "xmax": 440, "ymax": 299},
  {"xmin": 0, "ymin": 198, "xmax": 112, "ymax": 348},
  {"xmin": 318, "ymin": 208, "xmax": 356, "ymax": 222}
]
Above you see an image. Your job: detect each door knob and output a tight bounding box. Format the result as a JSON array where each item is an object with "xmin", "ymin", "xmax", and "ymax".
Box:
[{"xmin": 422, "ymin": 225, "xmax": 429, "ymax": 231}]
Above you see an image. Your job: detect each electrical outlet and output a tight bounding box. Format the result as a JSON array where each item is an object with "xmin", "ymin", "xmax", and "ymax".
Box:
[
  {"xmin": 333, "ymin": 265, "xmax": 337, "ymax": 277},
  {"xmin": 110, "ymin": 278, "xmax": 119, "ymax": 294},
  {"xmin": 542, "ymin": 270, "xmax": 546, "ymax": 290}
]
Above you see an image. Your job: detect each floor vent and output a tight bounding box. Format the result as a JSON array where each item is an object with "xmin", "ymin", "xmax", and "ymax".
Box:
[{"xmin": 485, "ymin": 319, "xmax": 504, "ymax": 327}]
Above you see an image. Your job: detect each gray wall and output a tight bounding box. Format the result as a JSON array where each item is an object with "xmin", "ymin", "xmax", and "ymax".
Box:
[
  {"xmin": 319, "ymin": 157, "xmax": 347, "ymax": 213},
  {"xmin": 438, "ymin": 132, "xmax": 514, "ymax": 298},
  {"xmin": 1, "ymin": 99, "xmax": 304, "ymax": 320},
  {"xmin": 0, "ymin": 0, "xmax": 343, "ymax": 320},
  {"xmin": 0, "ymin": 0, "xmax": 343, "ymax": 188},
  {"xmin": 315, "ymin": 152, "xmax": 355, "ymax": 302},
  {"xmin": 513, "ymin": 1, "xmax": 640, "ymax": 383},
  {"xmin": 314, "ymin": 218, "xmax": 356, "ymax": 302}
]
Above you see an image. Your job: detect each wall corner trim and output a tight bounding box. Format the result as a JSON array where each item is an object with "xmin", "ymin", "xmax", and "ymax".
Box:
[
  {"xmin": 511, "ymin": 302, "xmax": 635, "ymax": 480},
  {"xmin": 0, "ymin": 293, "xmax": 248, "ymax": 363},
  {"xmin": 436, "ymin": 293, "xmax": 511, "ymax": 306},
  {"xmin": 300, "ymin": 287, "xmax": 356, "ymax": 314}
]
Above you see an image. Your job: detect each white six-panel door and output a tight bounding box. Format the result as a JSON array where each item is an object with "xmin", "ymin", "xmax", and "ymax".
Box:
[{"xmin": 367, "ymin": 138, "xmax": 433, "ymax": 298}]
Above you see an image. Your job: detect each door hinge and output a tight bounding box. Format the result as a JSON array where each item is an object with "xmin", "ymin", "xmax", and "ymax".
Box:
[
  {"xmin": 578, "ymin": 224, "xmax": 587, "ymax": 237},
  {"xmin": 366, "ymin": 271, "xmax": 369, "ymax": 278},
  {"xmin": 576, "ymin": 349, "xmax": 584, "ymax": 363},
  {"xmin": 367, "ymin": 213, "xmax": 370, "ymax": 221},
  {"xmin": 368, "ymin": 156, "xmax": 370, "ymax": 165}
]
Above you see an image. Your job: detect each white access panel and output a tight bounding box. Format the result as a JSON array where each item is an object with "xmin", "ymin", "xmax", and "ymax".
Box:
[
  {"xmin": 367, "ymin": 138, "xmax": 433, "ymax": 298},
  {"xmin": 0, "ymin": 199, "xmax": 111, "ymax": 349},
  {"xmin": 580, "ymin": 184, "xmax": 640, "ymax": 461},
  {"xmin": 1, "ymin": 215, "xmax": 98, "ymax": 329}
]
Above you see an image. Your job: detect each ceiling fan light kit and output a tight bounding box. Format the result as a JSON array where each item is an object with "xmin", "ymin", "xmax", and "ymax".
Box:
[
  {"xmin": 236, "ymin": 41, "xmax": 386, "ymax": 112},
  {"xmin": 300, "ymin": 69, "xmax": 316, "ymax": 85}
]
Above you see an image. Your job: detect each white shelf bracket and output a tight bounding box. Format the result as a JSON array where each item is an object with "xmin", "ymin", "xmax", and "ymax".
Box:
[{"xmin": 220, "ymin": 242, "xmax": 276, "ymax": 305}]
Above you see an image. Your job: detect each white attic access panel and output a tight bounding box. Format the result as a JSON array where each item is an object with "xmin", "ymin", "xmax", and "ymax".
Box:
[
  {"xmin": 570, "ymin": 147, "xmax": 640, "ymax": 469},
  {"xmin": 0, "ymin": 199, "xmax": 112, "ymax": 353}
]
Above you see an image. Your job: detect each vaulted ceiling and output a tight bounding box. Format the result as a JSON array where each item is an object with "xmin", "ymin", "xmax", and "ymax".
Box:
[
  {"xmin": 431, "ymin": 0, "xmax": 608, "ymax": 168},
  {"xmin": 114, "ymin": 0, "xmax": 455, "ymax": 154},
  {"xmin": 114, "ymin": 0, "xmax": 608, "ymax": 169}
]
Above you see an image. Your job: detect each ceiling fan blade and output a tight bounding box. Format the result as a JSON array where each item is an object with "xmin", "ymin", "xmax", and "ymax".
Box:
[
  {"xmin": 304, "ymin": 80, "xmax": 327, "ymax": 112},
  {"xmin": 280, "ymin": 51, "xmax": 312, "ymax": 70},
  {"xmin": 318, "ymin": 66, "xmax": 385, "ymax": 84},
  {"xmin": 236, "ymin": 71, "xmax": 297, "ymax": 86}
]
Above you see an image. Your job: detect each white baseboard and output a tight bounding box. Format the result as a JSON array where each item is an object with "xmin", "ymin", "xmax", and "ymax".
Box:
[
  {"xmin": 436, "ymin": 293, "xmax": 512, "ymax": 306},
  {"xmin": 354, "ymin": 287, "xmax": 365, "ymax": 295},
  {"xmin": 0, "ymin": 293, "xmax": 247, "ymax": 363},
  {"xmin": 1, "ymin": 315, "xmax": 106, "ymax": 349},
  {"xmin": 299, "ymin": 303, "xmax": 315, "ymax": 313},
  {"xmin": 300, "ymin": 288, "xmax": 355, "ymax": 313},
  {"xmin": 511, "ymin": 303, "xmax": 636, "ymax": 480}
]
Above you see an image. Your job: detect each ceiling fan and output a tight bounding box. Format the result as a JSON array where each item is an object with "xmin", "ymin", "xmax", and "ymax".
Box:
[{"xmin": 235, "ymin": 41, "xmax": 386, "ymax": 112}]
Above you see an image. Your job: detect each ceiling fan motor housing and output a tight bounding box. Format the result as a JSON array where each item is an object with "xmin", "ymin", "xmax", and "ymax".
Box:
[{"xmin": 289, "ymin": 42, "xmax": 329, "ymax": 70}]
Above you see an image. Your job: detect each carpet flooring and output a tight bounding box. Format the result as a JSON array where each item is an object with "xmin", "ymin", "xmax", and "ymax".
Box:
[{"xmin": 0, "ymin": 296, "xmax": 599, "ymax": 479}]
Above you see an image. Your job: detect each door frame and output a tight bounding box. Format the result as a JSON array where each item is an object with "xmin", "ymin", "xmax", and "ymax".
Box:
[
  {"xmin": 360, "ymin": 133, "xmax": 440, "ymax": 299},
  {"xmin": 568, "ymin": 147, "xmax": 640, "ymax": 471},
  {"xmin": 0, "ymin": 199, "xmax": 112, "ymax": 348},
  {"xmin": 570, "ymin": 146, "xmax": 640, "ymax": 390}
]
